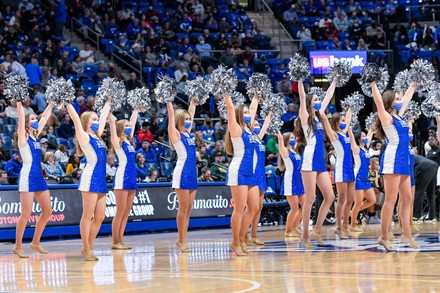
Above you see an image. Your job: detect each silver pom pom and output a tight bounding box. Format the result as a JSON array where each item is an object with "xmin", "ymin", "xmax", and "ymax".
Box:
[
  {"xmin": 393, "ymin": 69, "xmax": 411, "ymax": 93},
  {"xmin": 358, "ymin": 65, "xmax": 389, "ymax": 97},
  {"xmin": 95, "ymin": 77, "xmax": 127, "ymax": 112},
  {"xmin": 421, "ymin": 97, "xmax": 440, "ymax": 118},
  {"xmin": 402, "ymin": 100, "xmax": 421, "ymax": 121},
  {"xmin": 308, "ymin": 86, "xmax": 325, "ymax": 101},
  {"xmin": 185, "ymin": 76, "xmax": 210, "ymax": 105},
  {"xmin": 288, "ymin": 53, "xmax": 310, "ymax": 82},
  {"xmin": 154, "ymin": 75, "xmax": 177, "ymax": 103},
  {"xmin": 207, "ymin": 65, "xmax": 238, "ymax": 97},
  {"xmin": 4, "ymin": 75, "xmax": 29, "ymax": 103},
  {"xmin": 261, "ymin": 93, "xmax": 287, "ymax": 135},
  {"xmin": 45, "ymin": 77, "xmax": 76, "ymax": 107},
  {"xmin": 326, "ymin": 60, "xmax": 353, "ymax": 87},
  {"xmin": 409, "ymin": 59, "xmax": 435, "ymax": 92},
  {"xmin": 217, "ymin": 91, "xmax": 246, "ymax": 120},
  {"xmin": 365, "ymin": 112, "xmax": 377, "ymax": 130},
  {"xmin": 246, "ymin": 73, "xmax": 272, "ymax": 102},
  {"xmin": 341, "ymin": 91, "xmax": 365, "ymax": 114},
  {"xmin": 127, "ymin": 87, "xmax": 151, "ymax": 112}
]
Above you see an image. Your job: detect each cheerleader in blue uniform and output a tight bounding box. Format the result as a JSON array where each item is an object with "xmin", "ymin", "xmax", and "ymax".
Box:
[
  {"xmin": 225, "ymin": 95, "xmax": 259, "ymax": 256},
  {"xmin": 294, "ymin": 78, "xmax": 338, "ymax": 248},
  {"xmin": 67, "ymin": 101, "xmax": 111, "ymax": 261},
  {"xmin": 246, "ymin": 104, "xmax": 272, "ymax": 247},
  {"xmin": 13, "ymin": 101, "xmax": 55, "ymax": 258},
  {"xmin": 108, "ymin": 108, "xmax": 139, "ymax": 250},
  {"xmin": 166, "ymin": 100, "xmax": 197, "ymax": 253},
  {"xmin": 277, "ymin": 132, "xmax": 305, "ymax": 237},
  {"xmin": 348, "ymin": 128, "xmax": 376, "ymax": 233},
  {"xmin": 321, "ymin": 109, "xmax": 355, "ymax": 238},
  {"xmin": 372, "ymin": 81, "xmax": 419, "ymax": 250}
]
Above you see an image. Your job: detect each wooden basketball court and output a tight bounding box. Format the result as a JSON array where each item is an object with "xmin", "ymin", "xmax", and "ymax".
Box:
[{"xmin": 1, "ymin": 223, "xmax": 440, "ymax": 292}]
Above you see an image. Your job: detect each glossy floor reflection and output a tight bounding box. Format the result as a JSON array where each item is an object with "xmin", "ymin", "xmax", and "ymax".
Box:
[{"xmin": 1, "ymin": 223, "xmax": 440, "ymax": 292}]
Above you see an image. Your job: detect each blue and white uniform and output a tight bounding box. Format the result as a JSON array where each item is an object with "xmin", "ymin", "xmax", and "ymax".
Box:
[
  {"xmin": 332, "ymin": 132, "xmax": 355, "ymax": 183},
  {"xmin": 227, "ymin": 128, "xmax": 258, "ymax": 186},
  {"xmin": 380, "ymin": 115, "xmax": 410, "ymax": 175},
  {"xmin": 78, "ymin": 135, "xmax": 107, "ymax": 194},
  {"xmin": 354, "ymin": 147, "xmax": 372, "ymax": 190},
  {"xmin": 255, "ymin": 136, "xmax": 267, "ymax": 191},
  {"xmin": 281, "ymin": 150, "xmax": 304, "ymax": 196},
  {"xmin": 172, "ymin": 132, "xmax": 197, "ymax": 190},
  {"xmin": 114, "ymin": 140, "xmax": 137, "ymax": 190},
  {"xmin": 18, "ymin": 135, "xmax": 48, "ymax": 192},
  {"xmin": 409, "ymin": 146, "xmax": 415, "ymax": 186},
  {"xmin": 301, "ymin": 118, "xmax": 326, "ymax": 172}
]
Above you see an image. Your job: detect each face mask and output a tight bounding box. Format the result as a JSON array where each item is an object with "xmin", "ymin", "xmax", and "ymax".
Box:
[
  {"xmin": 393, "ymin": 101, "xmax": 403, "ymax": 111},
  {"xmin": 289, "ymin": 139, "xmax": 296, "ymax": 147},
  {"xmin": 124, "ymin": 127, "xmax": 132, "ymax": 136},
  {"xmin": 339, "ymin": 123, "xmax": 347, "ymax": 130},
  {"xmin": 409, "ymin": 134, "xmax": 414, "ymax": 141},
  {"xmin": 90, "ymin": 121, "xmax": 99, "ymax": 132},
  {"xmin": 313, "ymin": 101, "xmax": 322, "ymax": 111},
  {"xmin": 253, "ymin": 127, "xmax": 261, "ymax": 135},
  {"xmin": 200, "ymin": 40, "xmax": 205, "ymax": 44},
  {"xmin": 30, "ymin": 119, "xmax": 39, "ymax": 130},
  {"xmin": 184, "ymin": 121, "xmax": 192, "ymax": 129},
  {"xmin": 243, "ymin": 114, "xmax": 251, "ymax": 124},
  {"xmin": 362, "ymin": 137, "xmax": 369, "ymax": 145}
]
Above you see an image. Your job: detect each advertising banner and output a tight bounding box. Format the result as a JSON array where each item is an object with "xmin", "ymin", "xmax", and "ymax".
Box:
[{"xmin": 309, "ymin": 50, "xmax": 367, "ymax": 75}]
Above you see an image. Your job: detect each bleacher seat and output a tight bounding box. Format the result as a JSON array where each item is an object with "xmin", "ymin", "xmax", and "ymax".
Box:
[
  {"xmin": 316, "ymin": 41, "xmax": 329, "ymax": 50},
  {"xmin": 160, "ymin": 161, "xmax": 174, "ymax": 177},
  {"xmin": 2, "ymin": 125, "xmax": 15, "ymax": 137},
  {"xmin": 1, "ymin": 136, "xmax": 13, "ymax": 150},
  {"xmin": 147, "ymin": 162, "xmax": 159, "ymax": 170},
  {"xmin": 8, "ymin": 118, "xmax": 18, "ymax": 125}
]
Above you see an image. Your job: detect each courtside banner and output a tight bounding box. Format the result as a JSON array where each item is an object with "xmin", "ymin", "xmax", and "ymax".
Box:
[
  {"xmin": 0, "ymin": 184, "xmax": 233, "ymax": 229},
  {"xmin": 309, "ymin": 50, "xmax": 367, "ymax": 75}
]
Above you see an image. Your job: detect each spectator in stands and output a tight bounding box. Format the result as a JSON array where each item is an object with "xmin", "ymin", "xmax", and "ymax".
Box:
[
  {"xmin": 392, "ymin": 21, "xmax": 408, "ymax": 46},
  {"xmin": 174, "ymin": 63, "xmax": 189, "ymax": 84},
  {"xmin": 365, "ymin": 20, "xmax": 384, "ymax": 44},
  {"xmin": 325, "ymin": 23, "xmax": 339, "ymax": 39},
  {"xmin": 179, "ymin": 13, "xmax": 192, "ymax": 33},
  {"xmin": 24, "ymin": 57, "xmax": 42, "ymax": 87},
  {"xmin": 201, "ymin": 117, "xmax": 214, "ymax": 136},
  {"xmin": 79, "ymin": 42, "xmax": 96, "ymax": 64},
  {"xmin": 4, "ymin": 54, "xmax": 27, "ymax": 78},
  {"xmin": 420, "ymin": 23, "xmax": 434, "ymax": 49},
  {"xmin": 357, "ymin": 38, "xmax": 369, "ymax": 50},
  {"xmin": 209, "ymin": 140, "xmax": 228, "ymax": 166},
  {"xmin": 79, "ymin": 96, "xmax": 95, "ymax": 115},
  {"xmin": 72, "ymin": 168, "xmax": 82, "ymax": 184},
  {"xmin": 106, "ymin": 153, "xmax": 117, "ymax": 177},
  {"xmin": 218, "ymin": 16, "xmax": 230, "ymax": 33},
  {"xmin": 137, "ymin": 139, "xmax": 157, "ymax": 163},
  {"xmin": 333, "ymin": 12, "xmax": 349, "ymax": 32},
  {"xmin": 31, "ymin": 86, "xmax": 46, "ymax": 115},
  {"xmin": 407, "ymin": 22, "xmax": 419, "ymax": 46},
  {"xmin": 319, "ymin": 13, "xmax": 333, "ymax": 28},
  {"xmin": 144, "ymin": 167, "xmax": 158, "ymax": 182},
  {"xmin": 40, "ymin": 138, "xmax": 49, "ymax": 156},
  {"xmin": 19, "ymin": 0, "xmax": 34, "ymax": 11},
  {"xmin": 4, "ymin": 151, "xmax": 22, "ymax": 178},
  {"xmin": 219, "ymin": 47, "xmax": 237, "ymax": 68},
  {"xmin": 214, "ymin": 119, "xmax": 227, "ymax": 141},
  {"xmin": 196, "ymin": 145, "xmax": 209, "ymax": 173},
  {"xmin": 58, "ymin": 113, "xmax": 74, "ymax": 138},
  {"xmin": 105, "ymin": 18, "xmax": 120, "ymax": 39},
  {"xmin": 283, "ymin": 4, "xmax": 298, "ymax": 36},
  {"xmin": 91, "ymin": 13, "xmax": 105, "ymax": 39},
  {"xmin": 43, "ymin": 152, "xmax": 65, "ymax": 180},
  {"xmin": 135, "ymin": 153, "xmax": 148, "ymax": 180},
  {"xmin": 349, "ymin": 16, "xmax": 364, "ymax": 41},
  {"xmin": 0, "ymin": 170, "xmax": 9, "ymax": 185},
  {"xmin": 54, "ymin": 0, "xmax": 67, "ymax": 37},
  {"xmin": 156, "ymin": 62, "xmax": 175, "ymax": 81},
  {"xmin": 198, "ymin": 167, "xmax": 214, "ymax": 182},
  {"xmin": 137, "ymin": 121, "xmax": 154, "ymax": 143},
  {"xmin": 296, "ymin": 23, "xmax": 312, "ymax": 43},
  {"xmin": 211, "ymin": 153, "xmax": 227, "ymax": 181},
  {"xmin": 144, "ymin": 45, "xmax": 159, "ymax": 67},
  {"xmin": 369, "ymin": 140, "xmax": 382, "ymax": 157},
  {"xmin": 66, "ymin": 154, "xmax": 79, "ymax": 175},
  {"xmin": 427, "ymin": 135, "xmax": 440, "ymax": 165},
  {"xmin": 281, "ymin": 103, "xmax": 298, "ymax": 123},
  {"xmin": 342, "ymin": 39, "xmax": 352, "ymax": 50},
  {"xmin": 370, "ymin": 30, "xmax": 386, "ymax": 50},
  {"xmin": 108, "ymin": 62, "xmax": 125, "ymax": 81},
  {"xmin": 54, "ymin": 139, "xmax": 69, "ymax": 164},
  {"xmin": 130, "ymin": 43, "xmax": 143, "ymax": 64},
  {"xmin": 125, "ymin": 72, "xmax": 142, "ymax": 91},
  {"xmin": 127, "ymin": 18, "xmax": 142, "ymax": 40},
  {"xmin": 0, "ymin": 140, "xmax": 11, "ymax": 164}
]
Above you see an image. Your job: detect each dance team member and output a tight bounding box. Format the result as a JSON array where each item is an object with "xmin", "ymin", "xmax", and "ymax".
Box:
[
  {"xmin": 277, "ymin": 132, "xmax": 304, "ymax": 237},
  {"xmin": 294, "ymin": 78, "xmax": 338, "ymax": 248},
  {"xmin": 321, "ymin": 108, "xmax": 355, "ymax": 238},
  {"xmin": 348, "ymin": 128, "xmax": 376, "ymax": 232},
  {"xmin": 13, "ymin": 101, "xmax": 54, "ymax": 258},
  {"xmin": 372, "ymin": 81, "xmax": 419, "ymax": 250},
  {"xmin": 225, "ymin": 95, "xmax": 259, "ymax": 256},
  {"xmin": 67, "ymin": 100, "xmax": 111, "ymax": 260},
  {"xmin": 108, "ymin": 107, "xmax": 139, "ymax": 250},
  {"xmin": 166, "ymin": 100, "xmax": 198, "ymax": 253}
]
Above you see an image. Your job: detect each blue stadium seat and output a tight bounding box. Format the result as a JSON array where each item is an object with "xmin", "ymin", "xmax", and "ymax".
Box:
[
  {"xmin": 316, "ymin": 41, "xmax": 329, "ymax": 50},
  {"xmin": 2, "ymin": 125, "xmax": 15, "ymax": 137},
  {"xmin": 1, "ymin": 136, "xmax": 12, "ymax": 150},
  {"xmin": 147, "ymin": 162, "xmax": 159, "ymax": 170},
  {"xmin": 160, "ymin": 161, "xmax": 174, "ymax": 177},
  {"xmin": 203, "ymin": 135, "xmax": 214, "ymax": 143},
  {"xmin": 8, "ymin": 118, "xmax": 18, "ymax": 125},
  {"xmin": 328, "ymin": 104, "xmax": 337, "ymax": 114}
]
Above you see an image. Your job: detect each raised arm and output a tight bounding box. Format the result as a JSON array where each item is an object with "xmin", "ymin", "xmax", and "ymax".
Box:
[
  {"xmin": 372, "ymin": 81, "xmax": 392, "ymax": 127},
  {"xmin": 225, "ymin": 95, "xmax": 242, "ymax": 137},
  {"xmin": 436, "ymin": 116, "xmax": 440, "ymax": 141},
  {"xmin": 321, "ymin": 112, "xmax": 338, "ymax": 142},
  {"xmin": 366, "ymin": 128, "xmax": 373, "ymax": 149},
  {"xmin": 166, "ymin": 102, "xmax": 180, "ymax": 145},
  {"xmin": 36, "ymin": 102, "xmax": 55, "ymax": 136},
  {"xmin": 298, "ymin": 81, "xmax": 309, "ymax": 125},
  {"xmin": 97, "ymin": 101, "xmax": 111, "ymax": 137},
  {"xmin": 320, "ymin": 77, "xmax": 338, "ymax": 114},
  {"xmin": 188, "ymin": 98, "xmax": 196, "ymax": 125},
  {"xmin": 400, "ymin": 81, "xmax": 417, "ymax": 114},
  {"xmin": 343, "ymin": 107, "xmax": 352, "ymax": 134},
  {"xmin": 249, "ymin": 92, "xmax": 259, "ymax": 125},
  {"xmin": 276, "ymin": 133, "xmax": 288, "ymax": 159},
  {"xmin": 129, "ymin": 108, "xmax": 139, "ymax": 138},
  {"xmin": 108, "ymin": 114, "xmax": 119, "ymax": 150},
  {"xmin": 347, "ymin": 128, "xmax": 360, "ymax": 155},
  {"xmin": 258, "ymin": 110, "xmax": 272, "ymax": 140},
  {"xmin": 66, "ymin": 104, "xmax": 89, "ymax": 145},
  {"xmin": 16, "ymin": 102, "xmax": 26, "ymax": 145}
]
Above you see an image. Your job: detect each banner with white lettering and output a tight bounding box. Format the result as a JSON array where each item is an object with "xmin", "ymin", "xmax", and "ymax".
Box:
[{"xmin": 309, "ymin": 50, "xmax": 367, "ymax": 74}]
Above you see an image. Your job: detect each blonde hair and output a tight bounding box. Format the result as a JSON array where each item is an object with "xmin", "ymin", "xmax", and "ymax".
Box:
[
  {"xmin": 76, "ymin": 111, "xmax": 106, "ymax": 157},
  {"xmin": 225, "ymin": 105, "xmax": 246, "ymax": 155},
  {"xmin": 44, "ymin": 151, "xmax": 54, "ymax": 163},
  {"xmin": 278, "ymin": 132, "xmax": 291, "ymax": 171},
  {"xmin": 170, "ymin": 109, "xmax": 190, "ymax": 150},
  {"xmin": 14, "ymin": 113, "xmax": 36, "ymax": 149},
  {"xmin": 112, "ymin": 119, "xmax": 134, "ymax": 153}
]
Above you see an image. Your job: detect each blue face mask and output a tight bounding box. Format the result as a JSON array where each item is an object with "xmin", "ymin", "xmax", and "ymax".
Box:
[
  {"xmin": 184, "ymin": 121, "xmax": 192, "ymax": 129},
  {"xmin": 393, "ymin": 101, "xmax": 403, "ymax": 111},
  {"xmin": 243, "ymin": 114, "xmax": 252, "ymax": 124},
  {"xmin": 409, "ymin": 134, "xmax": 414, "ymax": 141},
  {"xmin": 289, "ymin": 139, "xmax": 296, "ymax": 147},
  {"xmin": 313, "ymin": 101, "xmax": 322, "ymax": 111},
  {"xmin": 90, "ymin": 121, "xmax": 99, "ymax": 132},
  {"xmin": 339, "ymin": 123, "xmax": 347, "ymax": 130},
  {"xmin": 30, "ymin": 119, "xmax": 39, "ymax": 130},
  {"xmin": 362, "ymin": 137, "xmax": 369, "ymax": 145},
  {"xmin": 253, "ymin": 127, "xmax": 261, "ymax": 135},
  {"xmin": 124, "ymin": 127, "xmax": 132, "ymax": 136}
]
